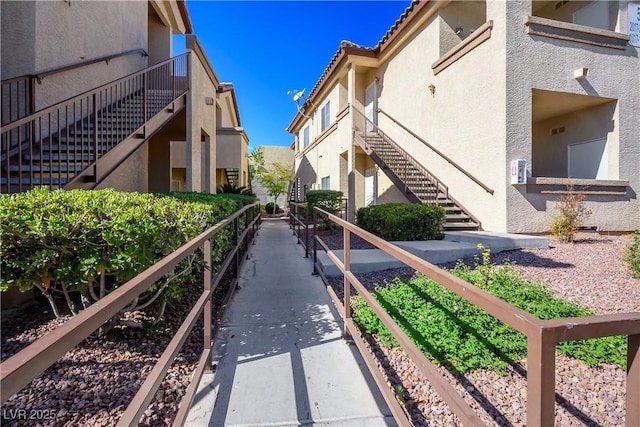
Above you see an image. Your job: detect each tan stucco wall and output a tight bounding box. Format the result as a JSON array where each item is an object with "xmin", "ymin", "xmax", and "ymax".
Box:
[
  {"xmin": 505, "ymin": 0, "xmax": 640, "ymax": 232},
  {"xmin": 186, "ymin": 36, "xmax": 219, "ymax": 193},
  {"xmin": 96, "ymin": 145, "xmax": 148, "ymax": 193},
  {"xmin": 1, "ymin": 1, "xmax": 149, "ymax": 110}
]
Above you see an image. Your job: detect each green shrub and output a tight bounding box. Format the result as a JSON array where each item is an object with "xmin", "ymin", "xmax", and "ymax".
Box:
[
  {"xmin": 265, "ymin": 202, "xmax": 280, "ymax": 214},
  {"xmin": 626, "ymin": 231, "xmax": 640, "ymax": 279},
  {"xmin": 352, "ymin": 249, "xmax": 626, "ymax": 374},
  {"xmin": 0, "ymin": 188, "xmax": 245, "ymax": 323},
  {"xmin": 216, "ymin": 183, "xmax": 255, "ymax": 197},
  {"xmin": 306, "ymin": 190, "xmax": 343, "ymax": 215},
  {"xmin": 356, "ymin": 203, "xmax": 445, "ymax": 241}
]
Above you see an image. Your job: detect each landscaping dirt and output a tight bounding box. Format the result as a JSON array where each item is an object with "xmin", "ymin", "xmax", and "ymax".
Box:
[{"xmin": 327, "ymin": 232, "xmax": 639, "ymax": 426}]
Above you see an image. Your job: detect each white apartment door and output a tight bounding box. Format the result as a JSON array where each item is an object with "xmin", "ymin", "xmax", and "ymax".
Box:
[
  {"xmin": 365, "ymin": 81, "xmax": 377, "ymax": 133},
  {"xmin": 568, "ymin": 138, "xmax": 608, "ymax": 179},
  {"xmin": 365, "ymin": 168, "xmax": 377, "ymax": 206}
]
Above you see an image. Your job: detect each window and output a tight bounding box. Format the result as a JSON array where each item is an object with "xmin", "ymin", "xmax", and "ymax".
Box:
[
  {"xmin": 321, "ymin": 176, "xmax": 330, "ymax": 190},
  {"xmin": 321, "ymin": 101, "xmax": 331, "ymax": 132},
  {"xmin": 303, "ymin": 126, "xmax": 310, "ymax": 148}
]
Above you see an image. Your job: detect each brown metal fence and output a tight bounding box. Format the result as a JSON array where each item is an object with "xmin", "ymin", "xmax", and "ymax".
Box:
[
  {"xmin": 0, "ymin": 202, "xmax": 261, "ymax": 426},
  {"xmin": 305, "ymin": 206, "xmax": 640, "ymax": 426}
]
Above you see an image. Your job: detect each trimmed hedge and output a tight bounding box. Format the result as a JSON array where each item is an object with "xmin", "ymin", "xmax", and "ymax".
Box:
[
  {"xmin": 265, "ymin": 202, "xmax": 280, "ymax": 214},
  {"xmin": 306, "ymin": 190, "xmax": 343, "ymax": 215},
  {"xmin": 0, "ymin": 188, "xmax": 248, "ymax": 319},
  {"xmin": 356, "ymin": 203, "xmax": 445, "ymax": 241}
]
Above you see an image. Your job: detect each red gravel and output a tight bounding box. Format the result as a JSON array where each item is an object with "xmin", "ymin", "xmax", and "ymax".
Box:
[{"xmin": 326, "ymin": 232, "xmax": 639, "ymax": 426}]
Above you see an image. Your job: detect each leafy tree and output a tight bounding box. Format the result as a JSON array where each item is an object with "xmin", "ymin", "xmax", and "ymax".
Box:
[
  {"xmin": 248, "ymin": 147, "xmax": 266, "ymax": 179},
  {"xmin": 258, "ymin": 162, "xmax": 291, "ymax": 207}
]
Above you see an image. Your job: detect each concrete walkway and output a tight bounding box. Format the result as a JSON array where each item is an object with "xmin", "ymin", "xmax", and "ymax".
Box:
[{"xmin": 185, "ymin": 219, "xmax": 396, "ymax": 427}]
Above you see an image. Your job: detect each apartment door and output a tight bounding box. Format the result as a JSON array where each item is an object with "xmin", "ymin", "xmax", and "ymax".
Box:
[
  {"xmin": 568, "ymin": 138, "xmax": 608, "ymax": 179},
  {"xmin": 365, "ymin": 81, "xmax": 377, "ymax": 133},
  {"xmin": 365, "ymin": 168, "xmax": 377, "ymax": 206}
]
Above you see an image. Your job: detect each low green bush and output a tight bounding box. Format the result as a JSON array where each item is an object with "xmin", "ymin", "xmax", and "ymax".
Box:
[
  {"xmin": 305, "ymin": 190, "xmax": 343, "ymax": 215},
  {"xmin": 626, "ymin": 231, "xmax": 640, "ymax": 278},
  {"xmin": 356, "ymin": 203, "xmax": 445, "ymax": 241},
  {"xmin": 352, "ymin": 248, "xmax": 626, "ymax": 374},
  {"xmin": 265, "ymin": 202, "xmax": 280, "ymax": 214},
  {"xmin": 0, "ymin": 188, "xmax": 246, "ymax": 323}
]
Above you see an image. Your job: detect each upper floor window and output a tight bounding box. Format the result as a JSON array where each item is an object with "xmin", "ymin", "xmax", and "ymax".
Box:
[
  {"xmin": 321, "ymin": 101, "xmax": 331, "ymax": 132},
  {"xmin": 321, "ymin": 176, "xmax": 331, "ymax": 190},
  {"xmin": 303, "ymin": 126, "xmax": 310, "ymax": 148}
]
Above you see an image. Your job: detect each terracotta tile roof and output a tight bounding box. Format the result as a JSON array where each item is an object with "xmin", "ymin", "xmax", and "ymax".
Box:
[{"xmin": 289, "ymin": 0, "xmax": 428, "ymax": 132}]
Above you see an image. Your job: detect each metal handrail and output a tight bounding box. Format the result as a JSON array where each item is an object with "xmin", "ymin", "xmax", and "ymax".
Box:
[
  {"xmin": 1, "ymin": 49, "xmax": 149, "ymax": 126},
  {"xmin": 377, "ymin": 108, "xmax": 495, "ymax": 195},
  {"xmin": 1, "ymin": 53, "xmax": 188, "ymax": 193},
  {"xmin": 0, "ymin": 202, "xmax": 261, "ymax": 427},
  {"xmin": 1, "ymin": 48, "xmax": 149, "ymax": 86},
  {"xmin": 2, "ymin": 53, "xmax": 186, "ymax": 130},
  {"xmin": 311, "ymin": 206, "xmax": 640, "ymax": 426},
  {"xmin": 352, "ymin": 107, "xmax": 448, "ymax": 204}
]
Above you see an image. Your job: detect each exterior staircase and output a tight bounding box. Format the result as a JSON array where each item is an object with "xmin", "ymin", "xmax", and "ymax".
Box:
[
  {"xmin": 224, "ymin": 168, "xmax": 239, "ymax": 187},
  {"xmin": 1, "ymin": 54, "xmax": 188, "ymax": 194},
  {"xmin": 353, "ymin": 110, "xmax": 480, "ymax": 231}
]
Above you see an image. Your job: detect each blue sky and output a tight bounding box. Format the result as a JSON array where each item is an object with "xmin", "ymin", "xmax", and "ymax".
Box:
[{"xmin": 176, "ymin": 1, "xmax": 411, "ymax": 151}]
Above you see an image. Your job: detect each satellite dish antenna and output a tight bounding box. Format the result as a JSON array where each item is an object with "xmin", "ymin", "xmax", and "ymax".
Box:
[
  {"xmin": 287, "ymin": 88, "xmax": 311, "ymax": 119},
  {"xmin": 293, "ymin": 88, "xmax": 305, "ymax": 103}
]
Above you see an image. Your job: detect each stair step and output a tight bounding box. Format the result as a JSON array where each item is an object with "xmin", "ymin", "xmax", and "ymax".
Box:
[
  {"xmin": 444, "ymin": 222, "xmax": 480, "ymax": 230},
  {"xmin": 1, "ymin": 176, "xmax": 71, "ymax": 186},
  {"xmin": 41, "ymin": 144, "xmax": 110, "ymax": 152},
  {"xmin": 5, "ymin": 164, "xmax": 85, "ymax": 173},
  {"xmin": 445, "ymin": 214, "xmax": 473, "ymax": 222},
  {"xmin": 24, "ymin": 153, "xmax": 96, "ymax": 162}
]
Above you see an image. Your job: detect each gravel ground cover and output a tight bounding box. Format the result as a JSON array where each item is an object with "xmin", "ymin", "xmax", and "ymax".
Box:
[
  {"xmin": 325, "ymin": 232, "xmax": 639, "ymax": 426},
  {"xmin": 0, "ymin": 270, "xmax": 239, "ymax": 426}
]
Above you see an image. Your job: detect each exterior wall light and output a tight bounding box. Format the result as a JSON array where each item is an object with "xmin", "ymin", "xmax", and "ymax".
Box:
[
  {"xmin": 573, "ymin": 68, "xmax": 588, "ymax": 80},
  {"xmin": 428, "ymin": 83, "xmax": 436, "ymax": 97}
]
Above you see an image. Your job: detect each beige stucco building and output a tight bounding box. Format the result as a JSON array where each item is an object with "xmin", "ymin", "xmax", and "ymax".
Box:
[
  {"xmin": 287, "ymin": 0, "xmax": 640, "ymax": 233},
  {"xmin": 1, "ymin": 0, "xmax": 248, "ymax": 196}
]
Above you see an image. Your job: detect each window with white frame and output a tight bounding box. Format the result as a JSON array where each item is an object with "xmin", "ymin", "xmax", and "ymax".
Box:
[
  {"xmin": 321, "ymin": 101, "xmax": 331, "ymax": 132},
  {"xmin": 321, "ymin": 176, "xmax": 330, "ymax": 190},
  {"xmin": 303, "ymin": 126, "xmax": 310, "ymax": 148}
]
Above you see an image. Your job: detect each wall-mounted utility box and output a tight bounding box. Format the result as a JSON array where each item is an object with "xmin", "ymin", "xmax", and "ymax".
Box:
[{"xmin": 511, "ymin": 159, "xmax": 527, "ymax": 184}]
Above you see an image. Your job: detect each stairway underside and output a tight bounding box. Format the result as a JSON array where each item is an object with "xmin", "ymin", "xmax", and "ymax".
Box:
[{"xmin": 355, "ymin": 132, "xmax": 480, "ymax": 231}]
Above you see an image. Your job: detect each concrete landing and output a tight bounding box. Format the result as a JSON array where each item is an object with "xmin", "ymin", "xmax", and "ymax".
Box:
[
  {"xmin": 185, "ymin": 219, "xmax": 395, "ymax": 427},
  {"xmin": 317, "ymin": 231, "xmax": 548, "ymax": 278}
]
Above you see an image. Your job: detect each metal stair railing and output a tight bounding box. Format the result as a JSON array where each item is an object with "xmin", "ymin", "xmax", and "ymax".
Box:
[
  {"xmin": 352, "ymin": 107, "xmax": 447, "ymax": 205},
  {"xmin": 377, "ymin": 108, "xmax": 494, "ymax": 195},
  {"xmin": 0, "ymin": 53, "xmax": 188, "ymax": 194}
]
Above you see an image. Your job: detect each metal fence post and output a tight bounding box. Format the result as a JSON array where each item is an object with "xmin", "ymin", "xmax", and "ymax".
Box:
[
  {"xmin": 627, "ymin": 333, "xmax": 640, "ymax": 426},
  {"xmin": 343, "ymin": 226, "xmax": 351, "ymax": 338},
  {"xmin": 203, "ymin": 238, "xmax": 212, "ymax": 371},
  {"xmin": 234, "ymin": 215, "xmax": 239, "ymax": 275},
  {"xmin": 312, "ymin": 208, "xmax": 318, "ymax": 275},
  {"xmin": 304, "ymin": 212, "xmax": 309, "ymax": 258},
  {"xmin": 527, "ymin": 329, "xmax": 556, "ymax": 426}
]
